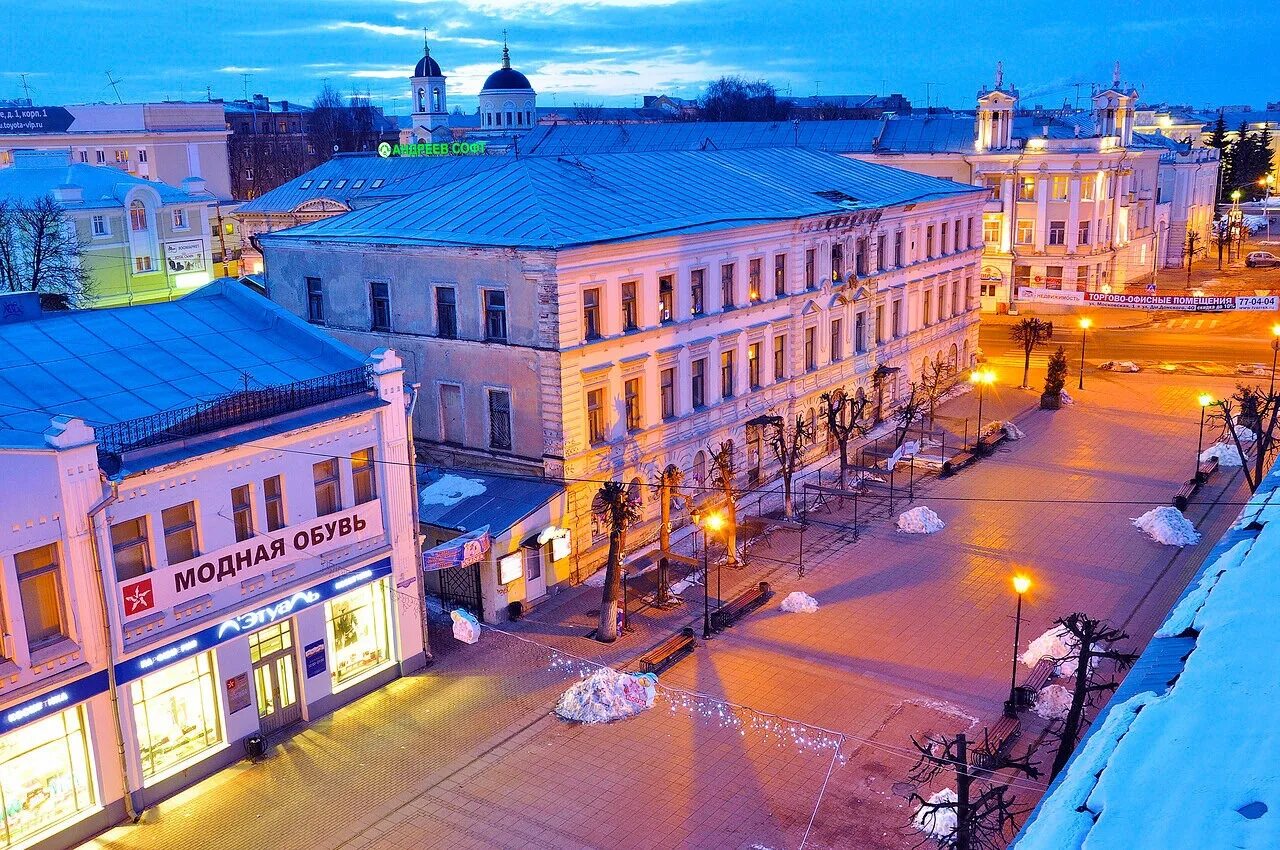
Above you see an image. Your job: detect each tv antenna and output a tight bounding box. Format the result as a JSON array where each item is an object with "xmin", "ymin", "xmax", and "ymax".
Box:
[
  {"xmin": 19, "ymin": 73, "xmax": 33, "ymax": 102},
  {"xmin": 242, "ymin": 73, "xmax": 251, "ymax": 101},
  {"xmin": 105, "ymin": 70, "xmax": 124, "ymax": 103}
]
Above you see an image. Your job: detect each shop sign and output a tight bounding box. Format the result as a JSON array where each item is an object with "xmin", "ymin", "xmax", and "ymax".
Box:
[
  {"xmin": 377, "ymin": 140, "xmax": 487, "ymax": 158},
  {"xmin": 1, "ymin": 670, "xmax": 109, "ymax": 735},
  {"xmin": 536, "ymin": 526, "xmax": 571, "ymax": 562},
  {"xmin": 423, "ymin": 526, "xmax": 491, "ymax": 572},
  {"xmin": 164, "ymin": 239, "xmax": 206, "ymax": 273},
  {"xmin": 304, "ymin": 641, "xmax": 327, "ymax": 678},
  {"xmin": 120, "ymin": 501, "xmax": 384, "ymax": 621},
  {"xmin": 225, "ymin": 673, "xmax": 252, "ymax": 713},
  {"xmin": 0, "ymin": 105, "xmax": 75, "ymax": 134},
  {"xmin": 498, "ymin": 552, "xmax": 522, "ymax": 585},
  {"xmin": 115, "ymin": 557, "xmax": 392, "ymax": 684}
]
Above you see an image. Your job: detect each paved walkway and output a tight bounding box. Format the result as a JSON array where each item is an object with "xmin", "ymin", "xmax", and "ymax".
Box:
[{"xmin": 83, "ymin": 357, "xmax": 1252, "ymax": 850}]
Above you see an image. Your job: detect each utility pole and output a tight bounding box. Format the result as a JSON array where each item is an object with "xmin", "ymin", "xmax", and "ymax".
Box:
[{"xmin": 954, "ymin": 734, "xmax": 972, "ymax": 850}]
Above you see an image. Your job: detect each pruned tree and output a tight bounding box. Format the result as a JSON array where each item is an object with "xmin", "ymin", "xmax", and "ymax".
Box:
[
  {"xmin": 921, "ymin": 360, "xmax": 957, "ymax": 429},
  {"xmin": 871, "ymin": 364, "xmax": 896, "ymax": 424},
  {"xmin": 591, "ymin": 481, "xmax": 641, "ymax": 643},
  {"xmin": 820, "ymin": 387, "xmax": 873, "ymax": 488},
  {"xmin": 892, "ymin": 382, "xmax": 927, "ymax": 451},
  {"xmin": 0, "ymin": 197, "xmax": 92, "ymax": 308},
  {"xmin": 1215, "ymin": 384, "xmax": 1280, "ymax": 492},
  {"xmin": 708, "ymin": 440, "xmax": 740, "ymax": 565},
  {"xmin": 1184, "ymin": 229, "xmax": 1205, "ymax": 282},
  {"xmin": 652, "ymin": 464, "xmax": 692, "ymax": 607},
  {"xmin": 1009, "ymin": 318, "xmax": 1054, "ymax": 389},
  {"xmin": 765, "ymin": 414, "xmax": 813, "ymax": 518},
  {"xmin": 908, "ymin": 731, "xmax": 1038, "ymax": 850},
  {"xmin": 1045, "ymin": 612, "xmax": 1138, "ymax": 780}
]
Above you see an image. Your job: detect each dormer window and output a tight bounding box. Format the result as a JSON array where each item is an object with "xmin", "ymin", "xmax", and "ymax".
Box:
[{"xmin": 300, "ymin": 180, "xmax": 313, "ymax": 189}]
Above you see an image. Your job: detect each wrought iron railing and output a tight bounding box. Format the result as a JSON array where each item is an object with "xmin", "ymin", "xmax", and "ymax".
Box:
[{"xmin": 96, "ymin": 365, "xmax": 375, "ymax": 465}]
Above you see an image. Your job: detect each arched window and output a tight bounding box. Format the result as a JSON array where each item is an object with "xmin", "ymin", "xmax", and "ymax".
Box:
[
  {"xmin": 417, "ymin": 87, "xmax": 426, "ymax": 112},
  {"xmin": 628, "ymin": 476, "xmax": 644, "ymax": 507},
  {"xmin": 431, "ymin": 87, "xmax": 441, "ymax": 112},
  {"xmin": 129, "ymin": 200, "xmax": 147, "ymax": 232},
  {"xmin": 692, "ymin": 451, "xmax": 706, "ymax": 489}
]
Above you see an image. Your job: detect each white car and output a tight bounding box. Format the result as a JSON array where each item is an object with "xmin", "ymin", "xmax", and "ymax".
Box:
[{"xmin": 1246, "ymin": 251, "xmax": 1279, "ymax": 268}]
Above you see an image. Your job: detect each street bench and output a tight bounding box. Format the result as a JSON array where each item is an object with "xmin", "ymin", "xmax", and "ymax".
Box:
[
  {"xmin": 1198, "ymin": 457, "xmax": 1220, "ymax": 482},
  {"xmin": 1022, "ymin": 657, "xmax": 1055, "ymax": 692},
  {"xmin": 637, "ymin": 627, "xmax": 696, "ymax": 675},
  {"xmin": 972, "ymin": 715, "xmax": 1022, "ymax": 772},
  {"xmin": 977, "ymin": 431, "xmax": 1007, "ymax": 454},
  {"xmin": 941, "ymin": 450, "xmax": 974, "ymax": 476},
  {"xmin": 712, "ymin": 581, "xmax": 772, "ymax": 631},
  {"xmin": 1173, "ymin": 478, "xmax": 1198, "ymax": 512}
]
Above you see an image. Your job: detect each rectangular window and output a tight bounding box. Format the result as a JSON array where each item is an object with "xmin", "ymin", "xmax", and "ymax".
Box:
[
  {"xmin": 133, "ymin": 653, "xmax": 222, "ymax": 779},
  {"xmin": 488, "ymin": 389, "xmax": 512, "ymax": 450},
  {"xmin": 830, "ymin": 243, "xmax": 843, "ymax": 281},
  {"xmin": 955, "ymin": 218, "xmax": 965, "ymax": 250},
  {"xmin": 720, "ymin": 263, "xmax": 735, "ymax": 309},
  {"xmin": 16, "ymin": 544, "xmax": 66, "ymax": 648},
  {"xmin": 877, "ymin": 234, "xmax": 887, "ymax": 272},
  {"xmin": 0, "ymin": 706, "xmax": 96, "ymax": 844},
  {"xmin": 369, "ymin": 281, "xmax": 391, "ymax": 332},
  {"xmin": 1014, "ymin": 265, "xmax": 1032, "ymax": 289},
  {"xmin": 774, "ymin": 254, "xmax": 786, "ymax": 296},
  {"xmin": 829, "ymin": 319, "xmax": 843, "ymax": 361},
  {"xmin": 691, "ymin": 358, "xmax": 706, "ymax": 408},
  {"xmin": 926, "ymin": 226, "xmax": 935, "ymax": 258},
  {"xmin": 940, "ymin": 222, "xmax": 949, "ymax": 255},
  {"xmin": 621, "ymin": 281, "xmax": 639, "ymax": 330},
  {"xmin": 658, "ymin": 275, "xmax": 674, "ymax": 323},
  {"xmin": 306, "ymin": 277, "xmax": 324, "ymax": 324},
  {"xmin": 263, "ymin": 475, "xmax": 285, "ymax": 531},
  {"xmin": 720, "ymin": 350, "xmax": 735, "ymax": 398},
  {"xmin": 1016, "ymin": 220, "xmax": 1035, "ymax": 245},
  {"xmin": 326, "ymin": 579, "xmax": 393, "ymax": 689},
  {"xmin": 1018, "ymin": 176, "xmax": 1036, "ymax": 201},
  {"xmin": 129, "ymin": 205, "xmax": 147, "ymax": 231},
  {"xmin": 624, "ymin": 378, "xmax": 642, "ymax": 431},
  {"xmin": 804, "ymin": 327, "xmax": 816, "ymax": 370},
  {"xmin": 894, "ymin": 231, "xmax": 904, "ymax": 266},
  {"xmin": 1078, "ymin": 221, "xmax": 1091, "ymax": 245},
  {"xmin": 582, "ymin": 287, "xmax": 602, "ymax": 339},
  {"xmin": 1081, "ymin": 177, "xmax": 1096, "ymax": 201},
  {"xmin": 134, "ymin": 255, "xmax": 153, "ymax": 273},
  {"xmin": 111, "ymin": 517, "xmax": 151, "ymax": 580},
  {"xmin": 1048, "ymin": 220, "xmax": 1066, "ymax": 246},
  {"xmin": 1045, "ymin": 266, "xmax": 1064, "ymax": 289},
  {"xmin": 587, "ymin": 388, "xmax": 606, "ymax": 442},
  {"xmin": 892, "ymin": 299, "xmax": 903, "ymax": 338},
  {"xmin": 984, "ymin": 175, "xmax": 1002, "ymax": 199},
  {"xmin": 748, "ymin": 342, "xmax": 762, "ymax": 388},
  {"xmin": 161, "ymin": 502, "xmax": 199, "ymax": 565},
  {"xmin": 352, "ymin": 447, "xmax": 377, "ymax": 505},
  {"xmin": 856, "ymin": 237, "xmax": 868, "ymax": 276},
  {"xmin": 435, "ymin": 286, "xmax": 457, "ymax": 339},
  {"xmin": 1077, "ymin": 266, "xmax": 1090, "ymax": 289},
  {"xmin": 953, "ymin": 282, "xmax": 961, "ymax": 315},
  {"xmin": 231, "ymin": 484, "xmax": 254, "ymax": 543},
  {"xmin": 1052, "ymin": 175, "xmax": 1069, "ymax": 200},
  {"xmin": 92, "ymin": 215, "xmax": 107, "ymax": 236},
  {"xmin": 483, "ymin": 290, "xmax": 508, "ymax": 342},
  {"xmin": 983, "ymin": 215, "xmax": 1001, "ymax": 244},
  {"xmin": 660, "ymin": 368, "xmax": 675, "ymax": 419},
  {"xmin": 313, "ymin": 459, "xmax": 342, "ymax": 516},
  {"xmin": 805, "ymin": 249, "xmax": 816, "ymax": 288},
  {"xmin": 172, "ymin": 209, "xmax": 188, "ymax": 229},
  {"xmin": 773, "ymin": 335, "xmax": 786, "ymax": 382},
  {"xmin": 95, "ymin": 149, "xmax": 106, "ymax": 164},
  {"xmin": 923, "ymin": 291, "xmax": 933, "ymax": 326},
  {"xmin": 854, "ymin": 311, "xmax": 866, "ymax": 353},
  {"xmin": 875, "ymin": 305, "xmax": 885, "ymax": 344},
  {"xmin": 690, "ymin": 269, "xmax": 705, "ymax": 316},
  {"xmin": 748, "ymin": 258, "xmax": 762, "ymax": 303}
]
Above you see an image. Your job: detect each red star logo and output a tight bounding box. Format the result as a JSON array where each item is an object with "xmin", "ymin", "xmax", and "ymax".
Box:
[{"xmin": 122, "ymin": 578, "xmax": 155, "ymax": 617}]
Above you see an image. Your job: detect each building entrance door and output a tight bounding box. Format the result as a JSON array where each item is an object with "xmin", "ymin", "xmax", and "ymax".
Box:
[
  {"xmin": 249, "ymin": 620, "xmax": 302, "ymax": 734},
  {"xmin": 524, "ymin": 544, "xmax": 547, "ymax": 601}
]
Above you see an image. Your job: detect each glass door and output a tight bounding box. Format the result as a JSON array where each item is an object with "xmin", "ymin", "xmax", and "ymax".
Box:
[{"xmin": 249, "ymin": 621, "xmax": 302, "ymax": 734}]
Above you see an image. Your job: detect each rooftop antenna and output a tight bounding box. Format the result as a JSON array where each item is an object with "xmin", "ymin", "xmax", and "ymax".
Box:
[
  {"xmin": 105, "ymin": 70, "xmax": 124, "ymax": 104},
  {"xmin": 206, "ymin": 84, "xmax": 213, "ymax": 102},
  {"xmin": 242, "ymin": 73, "xmax": 251, "ymax": 101},
  {"xmin": 814, "ymin": 80, "xmax": 822, "ymax": 98},
  {"xmin": 1112, "ymin": 60, "xmax": 1121, "ymax": 89},
  {"xmin": 19, "ymin": 73, "xmax": 33, "ymax": 102}
]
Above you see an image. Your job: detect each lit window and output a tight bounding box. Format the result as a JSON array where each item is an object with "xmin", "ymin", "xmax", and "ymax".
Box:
[
  {"xmin": 326, "ymin": 579, "xmax": 393, "ymax": 689},
  {"xmin": 313, "ymin": 459, "xmax": 342, "ymax": 516},
  {"xmin": 748, "ymin": 342, "xmax": 762, "ymax": 388},
  {"xmin": 658, "ymin": 275, "xmax": 674, "ymax": 323},
  {"xmin": 352, "ymin": 448, "xmax": 377, "ymax": 505},
  {"xmin": 1018, "ymin": 176, "xmax": 1036, "ymax": 201},
  {"xmin": 161, "ymin": 502, "xmax": 199, "ymax": 565},
  {"xmin": 983, "ymin": 216, "xmax": 1001, "ymax": 244},
  {"xmin": 132, "ymin": 653, "xmax": 222, "ymax": 778},
  {"xmin": 748, "ymin": 258, "xmax": 762, "ymax": 303},
  {"xmin": 1052, "ymin": 175, "xmax": 1069, "ymax": 200},
  {"xmin": 134, "ymin": 255, "xmax": 154, "ymax": 273},
  {"xmin": 690, "ymin": 269, "xmax": 705, "ymax": 315},
  {"xmin": 16, "ymin": 543, "xmax": 67, "ymax": 649},
  {"xmin": 171, "ymin": 209, "xmax": 187, "ymax": 229},
  {"xmin": 0, "ymin": 708, "xmax": 96, "ymax": 844},
  {"xmin": 1016, "ymin": 220, "xmax": 1035, "ymax": 245},
  {"xmin": 129, "ymin": 201, "xmax": 147, "ymax": 231}
]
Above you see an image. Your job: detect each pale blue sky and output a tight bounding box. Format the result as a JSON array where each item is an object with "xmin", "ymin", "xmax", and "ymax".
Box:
[{"xmin": 0, "ymin": 0, "xmax": 1273, "ymax": 113}]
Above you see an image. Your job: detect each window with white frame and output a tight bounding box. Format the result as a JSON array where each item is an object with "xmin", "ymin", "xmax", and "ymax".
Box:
[
  {"xmin": 172, "ymin": 209, "xmax": 188, "ymax": 229},
  {"xmin": 92, "ymin": 215, "xmax": 108, "ymax": 237}
]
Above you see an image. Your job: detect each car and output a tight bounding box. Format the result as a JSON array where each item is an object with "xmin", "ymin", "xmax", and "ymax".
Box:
[{"xmin": 1246, "ymin": 251, "xmax": 1280, "ymax": 268}]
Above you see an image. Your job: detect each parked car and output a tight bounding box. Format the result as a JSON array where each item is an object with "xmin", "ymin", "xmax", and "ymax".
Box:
[{"xmin": 1246, "ymin": 251, "xmax": 1279, "ymax": 268}]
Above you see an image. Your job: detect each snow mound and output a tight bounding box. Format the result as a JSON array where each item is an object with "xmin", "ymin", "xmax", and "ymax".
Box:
[
  {"xmin": 555, "ymin": 667, "xmax": 657, "ymax": 724},
  {"xmin": 913, "ymin": 788, "xmax": 958, "ymax": 837},
  {"xmin": 1133, "ymin": 506, "xmax": 1200, "ymax": 547},
  {"xmin": 1003, "ymin": 421, "xmax": 1026, "ymax": 440},
  {"xmin": 1235, "ymin": 424, "xmax": 1257, "ymax": 443},
  {"xmin": 1100, "ymin": 360, "xmax": 1140, "ymax": 372},
  {"xmin": 420, "ymin": 474, "xmax": 487, "ymax": 507},
  {"xmin": 450, "ymin": 608, "xmax": 481, "ymax": 644},
  {"xmin": 897, "ymin": 506, "xmax": 945, "ymax": 534},
  {"xmin": 780, "ymin": 591, "xmax": 819, "ymax": 613},
  {"xmin": 1023, "ymin": 625, "xmax": 1083, "ymax": 677},
  {"xmin": 1034, "ymin": 684, "xmax": 1074, "ymax": 720},
  {"xmin": 1200, "ymin": 441, "xmax": 1244, "ymax": 467},
  {"xmin": 1059, "ymin": 389, "xmax": 1074, "ymax": 405}
]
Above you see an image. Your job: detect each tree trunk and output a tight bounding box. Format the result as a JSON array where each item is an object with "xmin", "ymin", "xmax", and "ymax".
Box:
[
  {"xmin": 1051, "ymin": 635, "xmax": 1094, "ymax": 779},
  {"xmin": 837, "ymin": 440, "xmax": 849, "ymax": 489},
  {"xmin": 782, "ymin": 472, "xmax": 794, "ymax": 519},
  {"xmin": 1022, "ymin": 345, "xmax": 1032, "ymax": 389},
  {"xmin": 596, "ymin": 527, "xmax": 625, "ymax": 642},
  {"xmin": 725, "ymin": 488, "xmax": 739, "ymax": 566},
  {"xmin": 656, "ymin": 480, "xmax": 671, "ymax": 606}
]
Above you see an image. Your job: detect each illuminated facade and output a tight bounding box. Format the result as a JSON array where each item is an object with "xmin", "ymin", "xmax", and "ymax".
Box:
[{"xmin": 0, "ymin": 283, "xmax": 424, "ymax": 850}]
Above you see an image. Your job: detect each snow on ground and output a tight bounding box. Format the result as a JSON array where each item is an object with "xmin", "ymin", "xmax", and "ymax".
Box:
[
  {"xmin": 1200, "ymin": 440, "xmax": 1245, "ymax": 467},
  {"xmin": 1236, "ymin": 424, "xmax": 1257, "ymax": 443},
  {"xmin": 913, "ymin": 789, "xmax": 958, "ymax": 838},
  {"xmin": 779, "ymin": 591, "xmax": 819, "ymax": 613},
  {"xmin": 555, "ymin": 667, "xmax": 657, "ymax": 724},
  {"xmin": 897, "ymin": 506, "xmax": 945, "ymax": 534},
  {"xmin": 1132, "ymin": 506, "xmax": 1201, "ymax": 547},
  {"xmin": 1003, "ymin": 421, "xmax": 1026, "ymax": 440},
  {"xmin": 1022, "ymin": 625, "xmax": 1083, "ymax": 677},
  {"xmin": 1033, "ymin": 684, "xmax": 1074, "ymax": 720},
  {"xmin": 1059, "ymin": 389, "xmax": 1074, "ymax": 405},
  {"xmin": 420, "ymin": 473, "xmax": 487, "ymax": 507}
]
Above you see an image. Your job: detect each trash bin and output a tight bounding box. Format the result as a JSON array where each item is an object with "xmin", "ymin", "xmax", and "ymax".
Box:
[{"xmin": 244, "ymin": 733, "xmax": 266, "ymax": 760}]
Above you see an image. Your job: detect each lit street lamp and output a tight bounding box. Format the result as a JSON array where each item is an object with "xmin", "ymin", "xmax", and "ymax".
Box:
[
  {"xmin": 1196, "ymin": 393, "xmax": 1215, "ymax": 484},
  {"xmin": 699, "ymin": 510, "xmax": 726, "ymax": 640},
  {"xmin": 1231, "ymin": 190, "xmax": 1243, "ymax": 261},
  {"xmin": 1078, "ymin": 317, "xmax": 1092, "ymax": 391},
  {"xmin": 1270, "ymin": 324, "xmax": 1280, "ymax": 398},
  {"xmin": 1006, "ymin": 573, "xmax": 1032, "ymax": 717},
  {"xmin": 969, "ymin": 368, "xmax": 996, "ymax": 452}
]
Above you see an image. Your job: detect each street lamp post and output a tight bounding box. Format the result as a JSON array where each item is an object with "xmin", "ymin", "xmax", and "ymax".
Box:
[
  {"xmin": 1078, "ymin": 317, "xmax": 1092, "ymax": 391},
  {"xmin": 1262, "ymin": 174, "xmax": 1275, "ymax": 245},
  {"xmin": 1231, "ymin": 190, "xmax": 1243, "ymax": 261},
  {"xmin": 969, "ymin": 368, "xmax": 996, "ymax": 452},
  {"xmin": 1270, "ymin": 324, "xmax": 1280, "ymax": 398},
  {"xmin": 1006, "ymin": 574, "xmax": 1032, "ymax": 717},
  {"xmin": 699, "ymin": 510, "xmax": 725, "ymax": 640},
  {"xmin": 1196, "ymin": 393, "xmax": 1215, "ymax": 484}
]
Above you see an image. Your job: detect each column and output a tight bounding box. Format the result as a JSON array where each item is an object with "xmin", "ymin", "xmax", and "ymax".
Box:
[
  {"xmin": 1066, "ymin": 175, "xmax": 1082, "ymax": 254},
  {"xmin": 1000, "ymin": 176, "xmax": 1015, "ymax": 253},
  {"xmin": 1033, "ymin": 175, "xmax": 1049, "ymax": 253}
]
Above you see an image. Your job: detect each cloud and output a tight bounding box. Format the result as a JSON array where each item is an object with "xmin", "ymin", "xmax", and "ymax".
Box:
[
  {"xmin": 529, "ymin": 52, "xmax": 744, "ymax": 97},
  {"xmin": 389, "ymin": 0, "xmax": 697, "ymax": 16},
  {"xmin": 218, "ymin": 66, "xmax": 271, "ymax": 74}
]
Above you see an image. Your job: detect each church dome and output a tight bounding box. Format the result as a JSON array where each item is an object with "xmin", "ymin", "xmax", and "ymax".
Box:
[
  {"xmin": 414, "ymin": 53, "xmax": 442, "ymax": 78},
  {"xmin": 482, "ymin": 67, "xmax": 531, "ymax": 92}
]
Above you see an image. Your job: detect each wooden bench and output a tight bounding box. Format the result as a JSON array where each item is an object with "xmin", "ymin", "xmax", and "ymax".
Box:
[
  {"xmin": 1010, "ymin": 657, "xmax": 1056, "ymax": 712},
  {"xmin": 977, "ymin": 431, "xmax": 1007, "ymax": 454},
  {"xmin": 637, "ymin": 627, "xmax": 696, "ymax": 675},
  {"xmin": 1173, "ymin": 478, "xmax": 1198, "ymax": 511},
  {"xmin": 1197, "ymin": 457, "xmax": 1220, "ymax": 483},
  {"xmin": 972, "ymin": 715, "xmax": 1022, "ymax": 772},
  {"xmin": 712, "ymin": 582, "xmax": 772, "ymax": 631},
  {"xmin": 941, "ymin": 451, "xmax": 974, "ymax": 476}
]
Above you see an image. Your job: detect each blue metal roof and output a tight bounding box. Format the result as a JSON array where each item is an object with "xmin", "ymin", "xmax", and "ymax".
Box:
[
  {"xmin": 0, "ymin": 151, "xmax": 196, "ymax": 209},
  {"xmin": 417, "ymin": 467, "xmax": 562, "ymax": 535},
  {"xmin": 0, "ymin": 281, "xmax": 367, "ymax": 449},
  {"xmin": 264, "ymin": 147, "xmax": 985, "ymax": 251}
]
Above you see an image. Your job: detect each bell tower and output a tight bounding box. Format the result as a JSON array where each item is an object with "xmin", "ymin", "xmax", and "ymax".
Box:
[
  {"xmin": 409, "ymin": 32, "xmax": 447, "ymax": 142},
  {"xmin": 975, "ymin": 62, "xmax": 1018, "ymax": 152}
]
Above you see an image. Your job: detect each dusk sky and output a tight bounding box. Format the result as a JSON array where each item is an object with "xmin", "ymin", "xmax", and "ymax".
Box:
[{"xmin": 1, "ymin": 0, "xmax": 1274, "ymax": 113}]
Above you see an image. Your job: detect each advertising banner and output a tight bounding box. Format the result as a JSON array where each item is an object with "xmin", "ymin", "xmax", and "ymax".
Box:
[
  {"xmin": 1018, "ymin": 287, "xmax": 1279, "ymax": 312},
  {"xmin": 164, "ymin": 239, "xmax": 206, "ymax": 273},
  {"xmin": 0, "ymin": 105, "xmax": 75, "ymax": 134}
]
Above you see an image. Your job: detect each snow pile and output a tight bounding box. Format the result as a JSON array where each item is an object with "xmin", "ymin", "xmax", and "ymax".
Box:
[
  {"xmin": 913, "ymin": 788, "xmax": 958, "ymax": 838},
  {"xmin": 1157, "ymin": 538, "xmax": 1251, "ymax": 638},
  {"xmin": 1003, "ymin": 421, "xmax": 1026, "ymax": 440},
  {"xmin": 1034, "ymin": 684, "xmax": 1074, "ymax": 720},
  {"xmin": 1022, "ymin": 625, "xmax": 1083, "ymax": 677},
  {"xmin": 554, "ymin": 667, "xmax": 657, "ymax": 724},
  {"xmin": 420, "ymin": 474, "xmax": 487, "ymax": 507},
  {"xmin": 1199, "ymin": 440, "xmax": 1244, "ymax": 467},
  {"xmin": 1059, "ymin": 389, "xmax": 1074, "ymax": 405},
  {"xmin": 1133, "ymin": 506, "xmax": 1201, "ymax": 547},
  {"xmin": 1235, "ymin": 424, "xmax": 1257, "ymax": 444},
  {"xmin": 1100, "ymin": 360, "xmax": 1140, "ymax": 373},
  {"xmin": 450, "ymin": 608, "xmax": 481, "ymax": 644},
  {"xmin": 779, "ymin": 591, "xmax": 819, "ymax": 614},
  {"xmin": 897, "ymin": 506, "xmax": 945, "ymax": 534}
]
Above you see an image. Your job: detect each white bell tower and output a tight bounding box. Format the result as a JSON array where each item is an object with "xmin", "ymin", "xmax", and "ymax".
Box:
[
  {"xmin": 409, "ymin": 32, "xmax": 447, "ymax": 142},
  {"xmin": 975, "ymin": 61, "xmax": 1018, "ymax": 152}
]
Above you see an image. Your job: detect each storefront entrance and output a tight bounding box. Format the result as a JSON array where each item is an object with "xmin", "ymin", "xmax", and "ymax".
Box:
[{"xmin": 249, "ymin": 621, "xmax": 302, "ymax": 734}]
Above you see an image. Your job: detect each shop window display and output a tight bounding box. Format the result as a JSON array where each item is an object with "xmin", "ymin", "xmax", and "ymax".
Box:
[
  {"xmin": 132, "ymin": 653, "xmax": 222, "ymax": 780},
  {"xmin": 0, "ymin": 707, "xmax": 95, "ymax": 848},
  {"xmin": 326, "ymin": 579, "xmax": 393, "ymax": 689}
]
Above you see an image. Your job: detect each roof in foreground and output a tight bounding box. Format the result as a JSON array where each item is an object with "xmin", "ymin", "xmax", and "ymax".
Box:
[
  {"xmin": 1014, "ymin": 459, "xmax": 1280, "ymax": 849},
  {"xmin": 418, "ymin": 467, "xmax": 563, "ymax": 534},
  {"xmin": 0, "ymin": 282, "xmax": 367, "ymax": 449},
  {"xmin": 262, "ymin": 146, "xmax": 985, "ymax": 251}
]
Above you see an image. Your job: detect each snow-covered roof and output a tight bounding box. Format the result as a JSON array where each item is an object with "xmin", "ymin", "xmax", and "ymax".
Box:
[
  {"xmin": 0, "ymin": 149, "xmax": 197, "ymax": 209},
  {"xmin": 417, "ymin": 466, "xmax": 562, "ymax": 535},
  {"xmin": 1015, "ymin": 459, "xmax": 1280, "ymax": 849}
]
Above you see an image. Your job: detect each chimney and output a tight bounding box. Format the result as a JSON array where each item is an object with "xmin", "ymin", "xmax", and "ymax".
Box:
[
  {"xmin": 281, "ymin": 99, "xmax": 290, "ymax": 112},
  {"xmin": 252, "ymin": 93, "xmax": 268, "ymax": 110}
]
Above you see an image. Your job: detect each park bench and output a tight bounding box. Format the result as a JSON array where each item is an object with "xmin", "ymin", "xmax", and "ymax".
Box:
[
  {"xmin": 977, "ymin": 430, "xmax": 1007, "ymax": 454},
  {"xmin": 712, "ymin": 582, "xmax": 772, "ymax": 631},
  {"xmin": 1173, "ymin": 478, "xmax": 1198, "ymax": 512},
  {"xmin": 1198, "ymin": 457, "xmax": 1220, "ymax": 483},
  {"xmin": 941, "ymin": 450, "xmax": 974, "ymax": 476},
  {"xmin": 637, "ymin": 627, "xmax": 696, "ymax": 675},
  {"xmin": 972, "ymin": 715, "xmax": 1022, "ymax": 772},
  {"xmin": 1009, "ymin": 657, "xmax": 1056, "ymax": 713}
]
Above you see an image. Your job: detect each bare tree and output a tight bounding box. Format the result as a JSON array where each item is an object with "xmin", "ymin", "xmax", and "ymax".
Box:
[
  {"xmin": 0, "ymin": 197, "xmax": 92, "ymax": 308},
  {"xmin": 591, "ymin": 481, "xmax": 641, "ymax": 643},
  {"xmin": 572, "ymin": 102, "xmax": 607, "ymax": 123},
  {"xmin": 699, "ymin": 76, "xmax": 790, "ymax": 122},
  {"xmin": 708, "ymin": 440, "xmax": 740, "ymax": 565},
  {"xmin": 871, "ymin": 364, "xmax": 896, "ymax": 424},
  {"xmin": 1009, "ymin": 318, "xmax": 1054, "ymax": 389},
  {"xmin": 920, "ymin": 360, "xmax": 957, "ymax": 429},
  {"xmin": 1184, "ymin": 229, "xmax": 1205, "ymax": 283},
  {"xmin": 652, "ymin": 464, "xmax": 691, "ymax": 607},
  {"xmin": 908, "ymin": 731, "xmax": 1038, "ymax": 850},
  {"xmin": 308, "ymin": 83, "xmax": 384, "ymax": 162},
  {"xmin": 766, "ymin": 414, "xmax": 814, "ymax": 518},
  {"xmin": 820, "ymin": 387, "xmax": 873, "ymax": 488},
  {"xmin": 893, "ymin": 382, "xmax": 928, "ymax": 451},
  {"xmin": 1215, "ymin": 385, "xmax": 1280, "ymax": 492}
]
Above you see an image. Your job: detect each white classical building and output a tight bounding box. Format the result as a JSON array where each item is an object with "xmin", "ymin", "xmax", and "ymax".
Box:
[
  {"xmin": 260, "ymin": 147, "xmax": 987, "ymax": 613},
  {"xmin": 0, "ymin": 283, "xmax": 423, "ymax": 850}
]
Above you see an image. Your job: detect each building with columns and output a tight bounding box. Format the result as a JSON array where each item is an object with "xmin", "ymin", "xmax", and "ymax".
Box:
[
  {"xmin": 407, "ymin": 39, "xmax": 449, "ymax": 143},
  {"xmin": 260, "ymin": 147, "xmax": 986, "ymax": 609}
]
